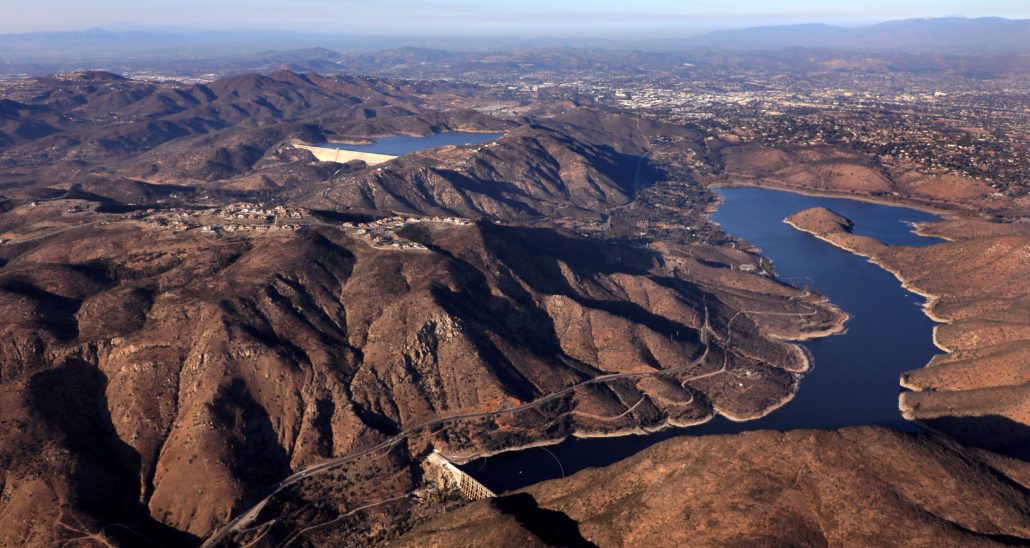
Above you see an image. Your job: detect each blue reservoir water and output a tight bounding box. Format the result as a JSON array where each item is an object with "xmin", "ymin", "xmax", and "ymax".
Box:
[
  {"xmin": 321, "ymin": 132, "xmax": 504, "ymax": 156},
  {"xmin": 464, "ymin": 186, "xmax": 943, "ymax": 491}
]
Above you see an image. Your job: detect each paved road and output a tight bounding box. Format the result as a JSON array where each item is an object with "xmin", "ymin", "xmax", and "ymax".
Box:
[{"xmin": 202, "ymin": 305, "xmax": 713, "ymax": 547}]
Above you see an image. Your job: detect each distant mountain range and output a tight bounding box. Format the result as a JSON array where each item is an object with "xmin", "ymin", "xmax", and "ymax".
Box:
[
  {"xmin": 0, "ymin": 18, "xmax": 1026, "ymax": 77},
  {"xmin": 1, "ymin": 18, "xmax": 1027, "ymax": 57},
  {"xmin": 674, "ymin": 17, "xmax": 1030, "ymax": 52}
]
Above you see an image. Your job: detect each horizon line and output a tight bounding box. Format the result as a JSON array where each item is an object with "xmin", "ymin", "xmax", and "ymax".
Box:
[{"xmin": 0, "ymin": 15, "xmax": 1027, "ymax": 38}]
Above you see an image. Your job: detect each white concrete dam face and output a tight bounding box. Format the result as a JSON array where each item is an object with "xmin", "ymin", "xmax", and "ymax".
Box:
[{"xmin": 293, "ymin": 144, "xmax": 398, "ymax": 165}]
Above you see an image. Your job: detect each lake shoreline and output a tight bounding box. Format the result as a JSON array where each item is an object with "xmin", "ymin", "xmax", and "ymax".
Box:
[
  {"xmin": 712, "ymin": 179, "xmax": 957, "ymax": 217},
  {"xmin": 463, "ymin": 187, "xmax": 943, "ymax": 491},
  {"xmin": 783, "ymin": 216, "xmax": 952, "ymax": 353}
]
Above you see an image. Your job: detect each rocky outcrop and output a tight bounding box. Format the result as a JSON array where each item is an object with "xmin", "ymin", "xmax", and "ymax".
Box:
[
  {"xmin": 0, "ymin": 217, "xmax": 841, "ymax": 544},
  {"xmin": 396, "ymin": 427, "xmax": 1030, "ymax": 547},
  {"xmin": 303, "ymin": 110, "xmax": 697, "ymax": 221}
]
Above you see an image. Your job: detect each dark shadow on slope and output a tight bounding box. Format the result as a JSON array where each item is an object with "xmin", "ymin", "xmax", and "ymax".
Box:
[
  {"xmin": 414, "ymin": 222, "xmax": 709, "ymax": 410},
  {"xmin": 493, "ymin": 493, "xmax": 597, "ymax": 548},
  {"xmin": 952, "ymin": 522, "xmax": 1030, "ymax": 546},
  {"xmin": 208, "ymin": 378, "xmax": 293, "ymax": 512},
  {"xmin": 920, "ymin": 415, "xmax": 1030, "ymax": 461},
  {"xmin": 479, "ymin": 223, "xmax": 703, "ymax": 345},
  {"xmin": 432, "ymin": 168, "xmax": 547, "ymax": 218},
  {"xmin": 26, "ymin": 360, "xmax": 201, "ymax": 546},
  {"xmin": 0, "ymin": 277, "xmax": 82, "ymax": 341},
  {"xmin": 307, "ymin": 208, "xmax": 382, "ymax": 224},
  {"xmin": 425, "ymin": 240, "xmax": 596, "ymax": 400}
]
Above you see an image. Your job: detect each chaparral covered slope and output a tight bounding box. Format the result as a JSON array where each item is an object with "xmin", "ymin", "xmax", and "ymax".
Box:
[
  {"xmin": 396, "ymin": 427, "xmax": 1030, "ymax": 547},
  {"xmin": 786, "ymin": 207, "xmax": 1030, "ymax": 458}
]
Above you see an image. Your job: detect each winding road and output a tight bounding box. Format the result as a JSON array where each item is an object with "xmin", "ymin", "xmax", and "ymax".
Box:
[
  {"xmin": 201, "ymin": 132, "xmax": 831, "ymax": 546},
  {"xmin": 201, "ymin": 304, "xmax": 714, "ymax": 547}
]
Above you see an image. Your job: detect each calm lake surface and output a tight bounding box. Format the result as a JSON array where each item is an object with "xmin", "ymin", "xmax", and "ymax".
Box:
[
  {"xmin": 464, "ymin": 186, "xmax": 943, "ymax": 492},
  {"xmin": 321, "ymin": 132, "xmax": 504, "ymax": 155}
]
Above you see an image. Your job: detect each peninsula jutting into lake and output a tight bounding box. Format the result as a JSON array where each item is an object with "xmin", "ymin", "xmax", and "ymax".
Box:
[
  {"xmin": 0, "ymin": 7, "xmax": 1027, "ymax": 547},
  {"xmin": 463, "ymin": 187, "xmax": 947, "ymax": 490}
]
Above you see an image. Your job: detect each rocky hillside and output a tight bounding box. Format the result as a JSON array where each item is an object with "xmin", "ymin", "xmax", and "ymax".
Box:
[
  {"xmin": 0, "ymin": 70, "xmax": 511, "ymax": 196},
  {"xmin": 396, "ymin": 427, "xmax": 1030, "ymax": 546},
  {"xmin": 0, "ymin": 209, "xmax": 842, "ymax": 544},
  {"xmin": 786, "ymin": 207, "xmax": 1030, "ymax": 458},
  {"xmin": 5, "ymin": 68, "xmax": 1020, "ymax": 548},
  {"xmin": 719, "ymin": 143, "xmax": 1023, "ymax": 218},
  {"xmin": 304, "ymin": 110, "xmax": 698, "ymax": 220}
]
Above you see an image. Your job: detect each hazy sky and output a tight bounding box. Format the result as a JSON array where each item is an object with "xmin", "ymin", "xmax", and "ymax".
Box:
[{"xmin": 2, "ymin": 0, "xmax": 1028, "ymax": 34}]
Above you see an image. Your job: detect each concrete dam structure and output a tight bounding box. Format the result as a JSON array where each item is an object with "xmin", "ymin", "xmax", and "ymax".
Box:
[
  {"xmin": 425, "ymin": 450, "xmax": 497, "ymax": 501},
  {"xmin": 293, "ymin": 143, "xmax": 398, "ymax": 165}
]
